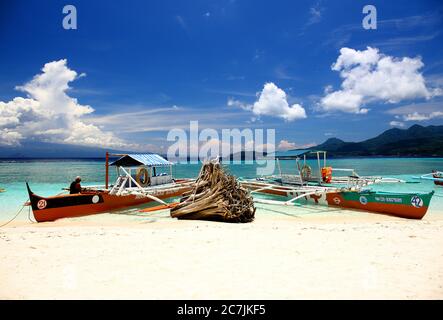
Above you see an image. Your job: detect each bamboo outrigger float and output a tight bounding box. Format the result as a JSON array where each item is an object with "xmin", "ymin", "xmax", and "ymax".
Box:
[
  {"xmin": 241, "ymin": 150, "xmax": 435, "ymax": 219},
  {"xmin": 26, "ymin": 152, "xmax": 194, "ymax": 222}
]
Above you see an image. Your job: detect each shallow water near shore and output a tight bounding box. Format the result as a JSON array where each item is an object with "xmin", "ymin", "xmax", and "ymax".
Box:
[{"xmin": 1, "ymin": 157, "xmax": 442, "ymax": 220}]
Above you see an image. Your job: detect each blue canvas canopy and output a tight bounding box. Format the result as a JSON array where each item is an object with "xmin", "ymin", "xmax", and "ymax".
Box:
[{"xmin": 110, "ymin": 154, "xmax": 172, "ymax": 167}]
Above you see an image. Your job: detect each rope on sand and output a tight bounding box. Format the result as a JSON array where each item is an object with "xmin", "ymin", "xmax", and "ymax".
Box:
[{"xmin": 0, "ymin": 198, "xmax": 34, "ymax": 228}]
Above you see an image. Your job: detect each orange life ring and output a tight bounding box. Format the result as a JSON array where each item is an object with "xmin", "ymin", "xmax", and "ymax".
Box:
[{"xmin": 136, "ymin": 167, "xmax": 150, "ymax": 187}]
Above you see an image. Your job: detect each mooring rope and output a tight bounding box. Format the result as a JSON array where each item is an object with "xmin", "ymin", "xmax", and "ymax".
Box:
[{"xmin": 0, "ymin": 198, "xmax": 32, "ymax": 228}]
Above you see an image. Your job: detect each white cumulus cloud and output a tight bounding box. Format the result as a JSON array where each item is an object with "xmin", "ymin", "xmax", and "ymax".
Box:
[
  {"xmin": 277, "ymin": 139, "xmax": 316, "ymax": 151},
  {"xmin": 402, "ymin": 111, "xmax": 443, "ymax": 121},
  {"xmin": 278, "ymin": 140, "xmax": 296, "ymax": 150},
  {"xmin": 0, "ymin": 59, "xmax": 132, "ymax": 148},
  {"xmin": 319, "ymin": 47, "xmax": 442, "ymax": 114},
  {"xmin": 386, "ymin": 101, "xmax": 443, "ymax": 123},
  {"xmin": 228, "ymin": 82, "xmax": 307, "ymax": 121},
  {"xmin": 389, "ymin": 121, "xmax": 405, "ymax": 128}
]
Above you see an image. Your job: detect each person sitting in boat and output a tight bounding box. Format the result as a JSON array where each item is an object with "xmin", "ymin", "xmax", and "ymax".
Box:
[{"xmin": 69, "ymin": 176, "xmax": 82, "ymax": 194}]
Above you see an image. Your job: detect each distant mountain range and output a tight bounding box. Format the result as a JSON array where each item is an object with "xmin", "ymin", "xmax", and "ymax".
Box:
[
  {"xmin": 0, "ymin": 124, "xmax": 442, "ymax": 159},
  {"xmin": 226, "ymin": 124, "xmax": 443, "ymax": 159},
  {"xmin": 310, "ymin": 124, "xmax": 443, "ymax": 157}
]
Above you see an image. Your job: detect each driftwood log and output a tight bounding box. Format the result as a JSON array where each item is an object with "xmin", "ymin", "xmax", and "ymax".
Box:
[{"xmin": 170, "ymin": 160, "xmax": 255, "ymax": 222}]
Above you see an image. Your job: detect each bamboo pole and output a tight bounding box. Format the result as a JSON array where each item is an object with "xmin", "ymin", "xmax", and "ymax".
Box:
[{"xmin": 105, "ymin": 152, "xmax": 109, "ymax": 190}]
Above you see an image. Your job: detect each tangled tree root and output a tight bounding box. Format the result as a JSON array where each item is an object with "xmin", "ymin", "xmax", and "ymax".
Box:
[{"xmin": 170, "ymin": 160, "xmax": 255, "ymax": 222}]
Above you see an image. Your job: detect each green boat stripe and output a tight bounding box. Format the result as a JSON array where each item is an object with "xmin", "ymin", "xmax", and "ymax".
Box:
[{"xmin": 341, "ymin": 191, "xmax": 433, "ymax": 207}]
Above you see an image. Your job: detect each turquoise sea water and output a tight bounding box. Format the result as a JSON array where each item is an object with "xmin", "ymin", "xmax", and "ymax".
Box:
[{"xmin": 1, "ymin": 158, "xmax": 442, "ymax": 219}]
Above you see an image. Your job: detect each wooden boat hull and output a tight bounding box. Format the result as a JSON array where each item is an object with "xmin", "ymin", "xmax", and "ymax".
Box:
[
  {"xmin": 325, "ymin": 190, "xmax": 434, "ymax": 219},
  {"xmin": 433, "ymin": 174, "xmax": 443, "ymax": 186},
  {"xmin": 241, "ymin": 181, "xmax": 434, "ymax": 219},
  {"xmin": 26, "ymin": 182, "xmax": 193, "ymax": 222}
]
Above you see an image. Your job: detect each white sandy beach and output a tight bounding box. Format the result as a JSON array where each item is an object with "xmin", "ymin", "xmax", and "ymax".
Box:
[{"xmin": 1, "ymin": 207, "xmax": 443, "ymax": 300}]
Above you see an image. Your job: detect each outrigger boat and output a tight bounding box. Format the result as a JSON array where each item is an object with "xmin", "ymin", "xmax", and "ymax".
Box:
[
  {"xmin": 26, "ymin": 153, "xmax": 194, "ymax": 222},
  {"xmin": 269, "ymin": 149, "xmax": 406, "ymax": 187},
  {"xmin": 241, "ymin": 150, "xmax": 434, "ymax": 219},
  {"xmin": 415, "ymin": 170, "xmax": 443, "ymax": 186}
]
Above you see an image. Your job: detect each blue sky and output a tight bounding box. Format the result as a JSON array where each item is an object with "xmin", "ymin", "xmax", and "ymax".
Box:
[{"xmin": 0, "ymin": 0, "xmax": 443, "ymax": 153}]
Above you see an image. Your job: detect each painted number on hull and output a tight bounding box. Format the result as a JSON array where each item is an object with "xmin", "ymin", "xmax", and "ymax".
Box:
[
  {"xmin": 92, "ymin": 195, "xmax": 100, "ymax": 204},
  {"xmin": 411, "ymin": 196, "xmax": 423, "ymax": 208},
  {"xmin": 37, "ymin": 199, "xmax": 47, "ymax": 209},
  {"xmin": 359, "ymin": 196, "xmax": 368, "ymax": 205}
]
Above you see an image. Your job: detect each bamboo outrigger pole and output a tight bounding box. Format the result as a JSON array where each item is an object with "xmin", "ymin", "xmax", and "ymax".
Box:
[{"xmin": 105, "ymin": 152, "xmax": 109, "ymax": 189}]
